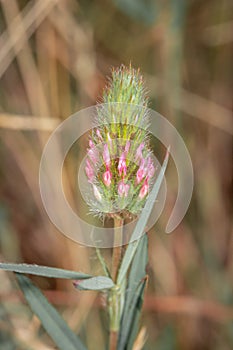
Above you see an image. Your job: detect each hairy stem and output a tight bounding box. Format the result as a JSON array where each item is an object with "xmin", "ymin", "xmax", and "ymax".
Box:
[
  {"xmin": 109, "ymin": 215, "xmax": 124, "ymax": 350},
  {"xmin": 112, "ymin": 216, "xmax": 124, "ymax": 282}
]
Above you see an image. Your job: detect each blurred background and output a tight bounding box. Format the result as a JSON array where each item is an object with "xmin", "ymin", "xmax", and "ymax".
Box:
[{"xmin": 0, "ymin": 0, "xmax": 232, "ymax": 349}]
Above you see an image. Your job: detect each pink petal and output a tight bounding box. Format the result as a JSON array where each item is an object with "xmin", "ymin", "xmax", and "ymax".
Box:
[
  {"xmin": 85, "ymin": 159, "xmax": 95, "ymax": 182},
  {"xmin": 96, "ymin": 129, "xmax": 103, "ymax": 141},
  {"xmin": 136, "ymin": 168, "xmax": 145, "ymax": 184},
  {"xmin": 103, "ymin": 144, "xmax": 111, "ymax": 167},
  {"xmin": 125, "ymin": 140, "xmax": 130, "ymax": 153},
  {"xmin": 136, "ymin": 142, "xmax": 144, "ymax": 160},
  {"xmin": 148, "ymin": 163, "xmax": 155, "ymax": 178},
  {"xmin": 88, "ymin": 148, "xmax": 98, "ymax": 163},
  {"xmin": 136, "ymin": 158, "xmax": 146, "ymax": 184},
  {"xmin": 118, "ymin": 152, "xmax": 127, "ymax": 176},
  {"xmin": 89, "ymin": 139, "xmax": 95, "ymax": 148},
  {"xmin": 143, "ymin": 157, "xmax": 155, "ymax": 179},
  {"xmin": 103, "ymin": 170, "xmax": 112, "ymax": 187},
  {"xmin": 139, "ymin": 179, "xmax": 149, "ymax": 199}
]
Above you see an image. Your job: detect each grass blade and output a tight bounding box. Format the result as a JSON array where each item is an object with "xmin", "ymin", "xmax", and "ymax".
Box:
[
  {"xmin": 117, "ymin": 279, "xmax": 147, "ymax": 350},
  {"xmin": 117, "ymin": 148, "xmax": 169, "ymax": 285},
  {"xmin": 127, "ymin": 234, "xmax": 148, "ymax": 297},
  {"xmin": 0, "ymin": 263, "xmax": 91, "ymax": 279},
  {"xmin": 118, "ymin": 235, "xmax": 148, "ymax": 349},
  {"xmin": 16, "ymin": 273, "xmax": 87, "ymax": 350}
]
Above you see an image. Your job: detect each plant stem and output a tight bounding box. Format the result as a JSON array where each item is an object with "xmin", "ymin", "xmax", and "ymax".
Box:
[
  {"xmin": 109, "ymin": 330, "xmax": 118, "ymax": 350},
  {"xmin": 112, "ymin": 216, "xmax": 124, "ymax": 282},
  {"xmin": 109, "ymin": 215, "xmax": 124, "ymax": 350}
]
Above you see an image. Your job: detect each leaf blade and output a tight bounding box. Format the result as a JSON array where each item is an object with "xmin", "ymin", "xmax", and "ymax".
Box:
[
  {"xmin": 16, "ymin": 273, "xmax": 87, "ymax": 350},
  {"xmin": 118, "ymin": 235, "xmax": 148, "ymax": 349},
  {"xmin": 74, "ymin": 276, "xmax": 115, "ymax": 291},
  {"xmin": 0, "ymin": 263, "xmax": 91, "ymax": 279},
  {"xmin": 117, "ymin": 279, "xmax": 147, "ymax": 350}
]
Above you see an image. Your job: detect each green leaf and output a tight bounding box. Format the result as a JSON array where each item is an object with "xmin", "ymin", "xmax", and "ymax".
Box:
[
  {"xmin": 74, "ymin": 276, "xmax": 115, "ymax": 291},
  {"xmin": 127, "ymin": 234, "xmax": 148, "ymax": 297},
  {"xmin": 117, "ymin": 149, "xmax": 169, "ymax": 285},
  {"xmin": 16, "ymin": 274, "xmax": 87, "ymax": 350},
  {"xmin": 0, "ymin": 263, "xmax": 91, "ymax": 279},
  {"xmin": 95, "ymin": 247, "xmax": 112, "ymax": 278},
  {"xmin": 117, "ymin": 279, "xmax": 147, "ymax": 350},
  {"xmin": 118, "ymin": 235, "xmax": 148, "ymax": 349}
]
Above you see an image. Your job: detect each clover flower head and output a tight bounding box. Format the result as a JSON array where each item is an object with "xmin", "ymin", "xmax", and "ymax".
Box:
[{"xmin": 84, "ymin": 65, "xmax": 156, "ymax": 219}]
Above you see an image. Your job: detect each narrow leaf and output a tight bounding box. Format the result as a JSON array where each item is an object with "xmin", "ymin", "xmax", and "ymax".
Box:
[
  {"xmin": 74, "ymin": 276, "xmax": 114, "ymax": 291},
  {"xmin": 0, "ymin": 263, "xmax": 91, "ymax": 279},
  {"xmin": 118, "ymin": 235, "xmax": 148, "ymax": 349},
  {"xmin": 117, "ymin": 279, "xmax": 147, "ymax": 350},
  {"xmin": 16, "ymin": 274, "xmax": 87, "ymax": 350},
  {"xmin": 117, "ymin": 149, "xmax": 169, "ymax": 285},
  {"xmin": 127, "ymin": 235, "xmax": 148, "ymax": 295},
  {"xmin": 95, "ymin": 247, "xmax": 111, "ymax": 278}
]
